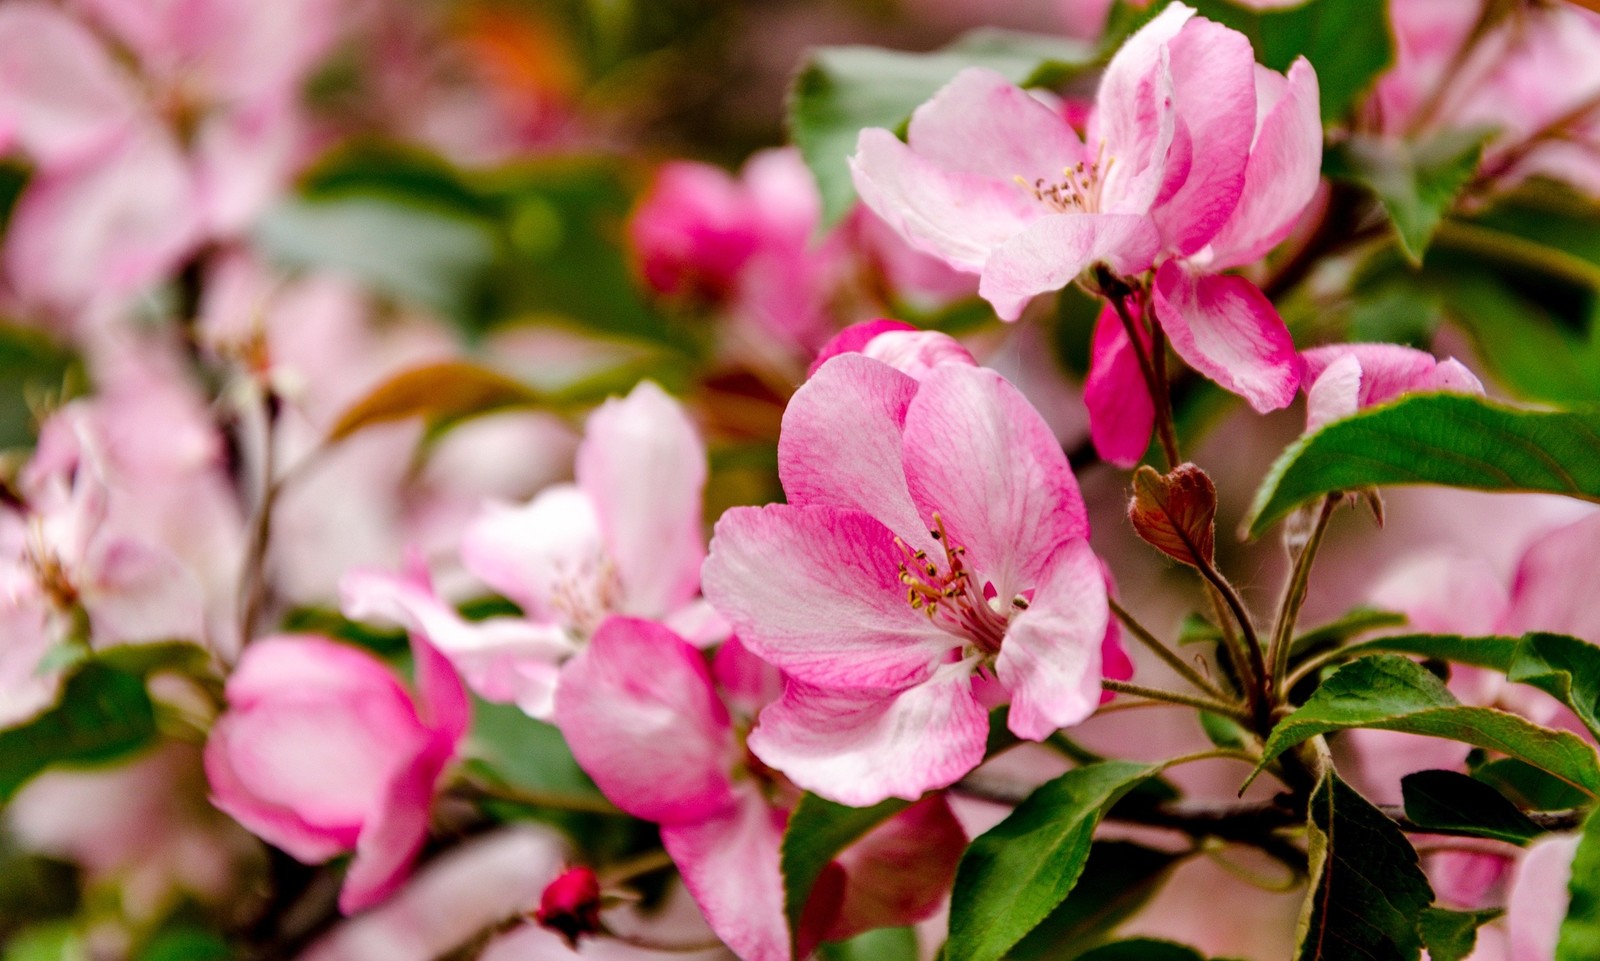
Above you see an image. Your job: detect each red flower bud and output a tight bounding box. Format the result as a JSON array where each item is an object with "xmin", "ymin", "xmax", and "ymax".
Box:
[{"xmin": 535, "ymin": 866, "xmax": 603, "ymax": 949}]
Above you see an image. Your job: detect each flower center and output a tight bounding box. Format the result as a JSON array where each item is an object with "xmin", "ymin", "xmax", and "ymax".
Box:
[
  {"xmin": 547, "ymin": 557, "xmax": 621, "ymax": 639},
  {"xmin": 895, "ymin": 513, "xmax": 1020, "ymax": 656},
  {"xmin": 1015, "ymin": 155, "xmax": 1114, "ymax": 214}
]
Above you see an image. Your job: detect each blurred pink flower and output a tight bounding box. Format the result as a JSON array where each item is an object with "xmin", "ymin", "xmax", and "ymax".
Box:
[
  {"xmin": 204, "ymin": 632, "xmax": 467, "ymax": 914},
  {"xmin": 703, "ymin": 355, "xmax": 1109, "ymax": 804},
  {"xmin": 1503, "ymin": 833, "xmax": 1581, "ymax": 961},
  {"xmin": 1299, "ymin": 343, "xmax": 1483, "ymax": 432},
  {"xmin": 555, "ymin": 617, "xmax": 965, "ymax": 961}
]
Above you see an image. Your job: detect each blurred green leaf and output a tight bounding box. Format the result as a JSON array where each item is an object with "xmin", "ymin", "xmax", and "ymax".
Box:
[
  {"xmin": 1297, "ymin": 772, "xmax": 1433, "ymax": 961},
  {"xmin": 818, "ymin": 926, "xmax": 919, "ymax": 961},
  {"xmin": 1007, "ymin": 842, "xmax": 1183, "ymax": 960},
  {"xmin": 781, "ymin": 793, "xmax": 911, "ymax": 952},
  {"xmin": 1559, "ymin": 808, "xmax": 1600, "ymax": 960},
  {"xmin": 1418, "ymin": 908, "xmax": 1501, "ymax": 961},
  {"xmin": 1401, "ymin": 770, "xmax": 1542, "ymax": 844},
  {"xmin": 948, "ymin": 761, "xmax": 1160, "ymax": 961},
  {"xmin": 1325, "ymin": 129, "xmax": 1492, "ymax": 263},
  {"xmin": 1189, "ymin": 0, "xmax": 1393, "ymax": 120},
  {"xmin": 790, "ymin": 30, "xmax": 1097, "ymax": 226},
  {"xmin": 0, "ymin": 664, "xmax": 157, "ymax": 803},
  {"xmin": 2, "ymin": 923, "xmax": 83, "ymax": 961},
  {"xmin": 0, "ymin": 325, "xmax": 80, "ymax": 449},
  {"xmin": 1252, "ymin": 655, "xmax": 1600, "ymax": 798},
  {"xmin": 1245, "ymin": 395, "xmax": 1600, "ymax": 538},
  {"xmin": 0, "ymin": 839, "xmax": 78, "ymax": 942}
]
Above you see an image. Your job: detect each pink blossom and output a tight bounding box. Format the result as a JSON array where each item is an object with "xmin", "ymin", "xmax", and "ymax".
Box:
[
  {"xmin": 342, "ymin": 379, "xmax": 711, "ymax": 719},
  {"xmin": 204, "ymin": 632, "xmax": 467, "ymax": 914},
  {"xmin": 1300, "ymin": 343, "xmax": 1484, "ymax": 432},
  {"xmin": 554, "ymin": 616, "xmax": 965, "ymax": 961},
  {"xmin": 702, "ymin": 355, "xmax": 1109, "ymax": 804},
  {"xmin": 1503, "ymin": 833, "xmax": 1581, "ymax": 961},
  {"xmin": 809, "ymin": 319, "xmax": 977, "ymax": 380}
]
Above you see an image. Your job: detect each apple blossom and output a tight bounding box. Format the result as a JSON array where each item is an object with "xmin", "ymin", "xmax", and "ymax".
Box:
[
  {"xmin": 1300, "ymin": 343, "xmax": 1484, "ymax": 432},
  {"xmin": 554, "ymin": 616, "xmax": 965, "ymax": 961},
  {"xmin": 203, "ymin": 631, "xmax": 467, "ymax": 914},
  {"xmin": 702, "ymin": 354, "xmax": 1110, "ymax": 804}
]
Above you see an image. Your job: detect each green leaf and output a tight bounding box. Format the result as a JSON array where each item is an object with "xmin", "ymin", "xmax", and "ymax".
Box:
[
  {"xmin": 1325, "ymin": 130, "xmax": 1492, "ymax": 263},
  {"xmin": 817, "ymin": 926, "xmax": 919, "ymax": 961},
  {"xmin": 1558, "ymin": 806, "xmax": 1600, "ymax": 960},
  {"xmin": 789, "ymin": 30, "xmax": 1096, "ymax": 226},
  {"xmin": 1007, "ymin": 842, "xmax": 1183, "ymax": 961},
  {"xmin": 1400, "ymin": 770, "xmax": 1542, "ymax": 844},
  {"xmin": 0, "ymin": 325, "xmax": 81, "ymax": 448},
  {"xmin": 1474, "ymin": 758, "xmax": 1593, "ymax": 812},
  {"xmin": 1297, "ymin": 773, "xmax": 1433, "ymax": 961},
  {"xmin": 1244, "ymin": 394, "xmax": 1600, "ymax": 538},
  {"xmin": 1073, "ymin": 940, "xmax": 1205, "ymax": 961},
  {"xmin": 1417, "ymin": 907, "xmax": 1501, "ymax": 961},
  {"xmin": 1290, "ymin": 607, "xmax": 1409, "ymax": 659},
  {"xmin": 1188, "ymin": 0, "xmax": 1394, "ymax": 120},
  {"xmin": 948, "ymin": 761, "xmax": 1159, "ymax": 961},
  {"xmin": 1251, "ymin": 655, "xmax": 1600, "ymax": 797},
  {"xmin": 781, "ymin": 794, "xmax": 911, "ymax": 949},
  {"xmin": 0, "ymin": 664, "xmax": 157, "ymax": 803}
]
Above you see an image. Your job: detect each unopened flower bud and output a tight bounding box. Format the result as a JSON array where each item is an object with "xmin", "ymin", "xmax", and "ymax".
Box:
[{"xmin": 535, "ymin": 866, "xmax": 603, "ymax": 949}]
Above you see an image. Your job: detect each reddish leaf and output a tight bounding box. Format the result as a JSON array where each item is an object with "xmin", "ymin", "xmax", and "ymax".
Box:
[{"xmin": 1128, "ymin": 464, "xmax": 1217, "ymax": 568}]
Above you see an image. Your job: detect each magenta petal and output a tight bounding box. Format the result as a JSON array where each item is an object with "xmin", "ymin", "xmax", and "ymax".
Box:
[
  {"xmin": 338, "ymin": 734, "xmax": 454, "ymax": 914},
  {"xmin": 553, "ymin": 618, "xmax": 737, "ymax": 824},
  {"xmin": 825, "ymin": 793, "xmax": 966, "ymax": 942},
  {"xmin": 702, "ymin": 504, "xmax": 952, "ymax": 691},
  {"xmin": 746, "ymin": 669, "xmax": 989, "ymax": 805},
  {"xmin": 997, "ymin": 539, "xmax": 1108, "ymax": 740},
  {"xmin": 978, "ymin": 213, "xmax": 1160, "ymax": 321},
  {"xmin": 1083, "ymin": 306, "xmax": 1156, "ymax": 468},
  {"xmin": 901, "ymin": 365, "xmax": 1089, "ymax": 603},
  {"xmin": 1151, "ymin": 17, "xmax": 1257, "ymax": 255},
  {"xmin": 1153, "ymin": 262, "xmax": 1302, "ymax": 412},
  {"xmin": 850, "ymin": 127, "xmax": 1038, "ymax": 273},
  {"xmin": 1209, "ymin": 59, "xmax": 1324, "ymax": 269},
  {"xmin": 660, "ymin": 793, "xmax": 790, "ymax": 961},
  {"xmin": 576, "ymin": 381, "xmax": 707, "ymax": 619},
  {"xmin": 905, "ymin": 68, "xmax": 1087, "ymax": 180},
  {"xmin": 810, "ymin": 319, "xmax": 917, "ymax": 377},
  {"xmin": 778, "ymin": 354, "xmax": 929, "ymax": 553}
]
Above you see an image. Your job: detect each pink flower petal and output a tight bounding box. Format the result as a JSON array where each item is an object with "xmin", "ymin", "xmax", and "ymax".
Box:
[
  {"xmin": 778, "ymin": 354, "xmax": 930, "ymax": 554},
  {"xmin": 901, "ymin": 365, "xmax": 1089, "ymax": 603},
  {"xmin": 747, "ymin": 667, "xmax": 989, "ymax": 805},
  {"xmin": 702, "ymin": 504, "xmax": 952, "ymax": 691},
  {"xmin": 1506, "ymin": 834, "xmax": 1579, "ymax": 961},
  {"xmin": 1208, "ymin": 59, "xmax": 1323, "ymax": 269},
  {"xmin": 339, "ymin": 734, "xmax": 455, "ymax": 914},
  {"xmin": 1153, "ymin": 261, "xmax": 1302, "ymax": 412},
  {"xmin": 1083, "ymin": 305, "xmax": 1156, "ymax": 468},
  {"xmin": 905, "ymin": 68, "xmax": 1087, "ymax": 180},
  {"xmin": 1300, "ymin": 343, "xmax": 1483, "ymax": 431},
  {"xmin": 576, "ymin": 381, "xmax": 707, "ymax": 619},
  {"xmin": 0, "ymin": 2, "xmax": 141, "ymax": 164},
  {"xmin": 660, "ymin": 792, "xmax": 790, "ymax": 961},
  {"xmin": 1503, "ymin": 513, "xmax": 1600, "ymax": 644},
  {"xmin": 860, "ymin": 330, "xmax": 978, "ymax": 382},
  {"xmin": 978, "ymin": 213, "xmax": 1161, "ymax": 321},
  {"xmin": 823, "ymin": 794, "xmax": 966, "ymax": 942},
  {"xmin": 1093, "ymin": 3, "xmax": 1191, "ymax": 214},
  {"xmin": 810, "ymin": 319, "xmax": 917, "ymax": 377},
  {"xmin": 997, "ymin": 539, "xmax": 1108, "ymax": 740},
  {"xmin": 712, "ymin": 636, "xmax": 786, "ymax": 720},
  {"xmin": 459, "ymin": 485, "xmax": 604, "ymax": 624},
  {"xmin": 553, "ymin": 618, "xmax": 737, "ymax": 824},
  {"xmin": 850, "ymin": 127, "xmax": 1039, "ymax": 273}
]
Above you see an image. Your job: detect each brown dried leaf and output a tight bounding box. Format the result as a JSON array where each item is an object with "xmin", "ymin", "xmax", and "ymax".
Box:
[
  {"xmin": 326, "ymin": 360, "xmax": 546, "ymax": 442},
  {"xmin": 1128, "ymin": 463, "xmax": 1217, "ymax": 568}
]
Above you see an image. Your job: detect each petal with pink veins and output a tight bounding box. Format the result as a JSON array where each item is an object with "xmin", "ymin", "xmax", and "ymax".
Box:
[
  {"xmin": 850, "ymin": 127, "xmax": 1040, "ymax": 273},
  {"xmin": 660, "ymin": 791, "xmax": 790, "ymax": 961},
  {"xmin": 997, "ymin": 539, "xmax": 1108, "ymax": 740},
  {"xmin": 901, "ymin": 365, "xmax": 1089, "ymax": 603},
  {"xmin": 702, "ymin": 504, "xmax": 953, "ymax": 691},
  {"xmin": 553, "ymin": 618, "xmax": 737, "ymax": 824},
  {"xmin": 576, "ymin": 381, "xmax": 707, "ymax": 619},
  {"xmin": 1153, "ymin": 261, "xmax": 1302, "ymax": 412},
  {"xmin": 904, "ymin": 68, "xmax": 1087, "ymax": 181},
  {"xmin": 747, "ymin": 665, "xmax": 989, "ymax": 805},
  {"xmin": 1093, "ymin": 5, "xmax": 1190, "ymax": 214},
  {"xmin": 978, "ymin": 213, "xmax": 1161, "ymax": 321},
  {"xmin": 1083, "ymin": 305, "xmax": 1156, "ymax": 468}
]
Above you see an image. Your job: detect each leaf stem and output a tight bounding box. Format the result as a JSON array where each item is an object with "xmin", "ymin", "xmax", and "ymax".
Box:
[
  {"xmin": 1109, "ymin": 596, "xmax": 1232, "ymax": 702},
  {"xmin": 1100, "ymin": 679, "xmax": 1252, "ymax": 722},
  {"xmin": 458, "ymin": 777, "xmax": 624, "ymax": 816},
  {"xmin": 1190, "ymin": 559, "xmax": 1273, "ymax": 733},
  {"xmin": 1269, "ymin": 494, "xmax": 1340, "ymax": 698}
]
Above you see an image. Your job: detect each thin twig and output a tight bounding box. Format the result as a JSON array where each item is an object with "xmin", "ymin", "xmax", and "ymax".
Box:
[
  {"xmin": 1109, "ymin": 596, "xmax": 1232, "ymax": 702},
  {"xmin": 1101, "ymin": 679, "xmax": 1254, "ymax": 721},
  {"xmin": 1269, "ymin": 494, "xmax": 1340, "ymax": 697},
  {"xmin": 458, "ymin": 778, "xmax": 624, "ymax": 816}
]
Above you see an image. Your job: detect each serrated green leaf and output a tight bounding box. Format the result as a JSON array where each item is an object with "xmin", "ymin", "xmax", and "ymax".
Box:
[
  {"xmin": 0, "ymin": 664, "xmax": 157, "ymax": 803},
  {"xmin": 1297, "ymin": 773, "xmax": 1433, "ymax": 961},
  {"xmin": 1007, "ymin": 842, "xmax": 1183, "ymax": 961},
  {"xmin": 1188, "ymin": 0, "xmax": 1394, "ymax": 120},
  {"xmin": 948, "ymin": 761, "xmax": 1159, "ymax": 961},
  {"xmin": 1417, "ymin": 907, "xmax": 1501, "ymax": 961},
  {"xmin": 1325, "ymin": 130, "xmax": 1492, "ymax": 263},
  {"xmin": 1244, "ymin": 395, "xmax": 1600, "ymax": 538},
  {"xmin": 1558, "ymin": 807, "xmax": 1600, "ymax": 960},
  {"xmin": 1251, "ymin": 656, "xmax": 1600, "ymax": 797},
  {"xmin": 781, "ymin": 794, "xmax": 911, "ymax": 950},
  {"xmin": 789, "ymin": 30, "xmax": 1096, "ymax": 226},
  {"xmin": 1401, "ymin": 770, "xmax": 1542, "ymax": 844}
]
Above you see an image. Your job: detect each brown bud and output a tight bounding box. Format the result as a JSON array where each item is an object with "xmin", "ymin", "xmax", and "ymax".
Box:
[{"xmin": 1128, "ymin": 463, "xmax": 1217, "ymax": 568}]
